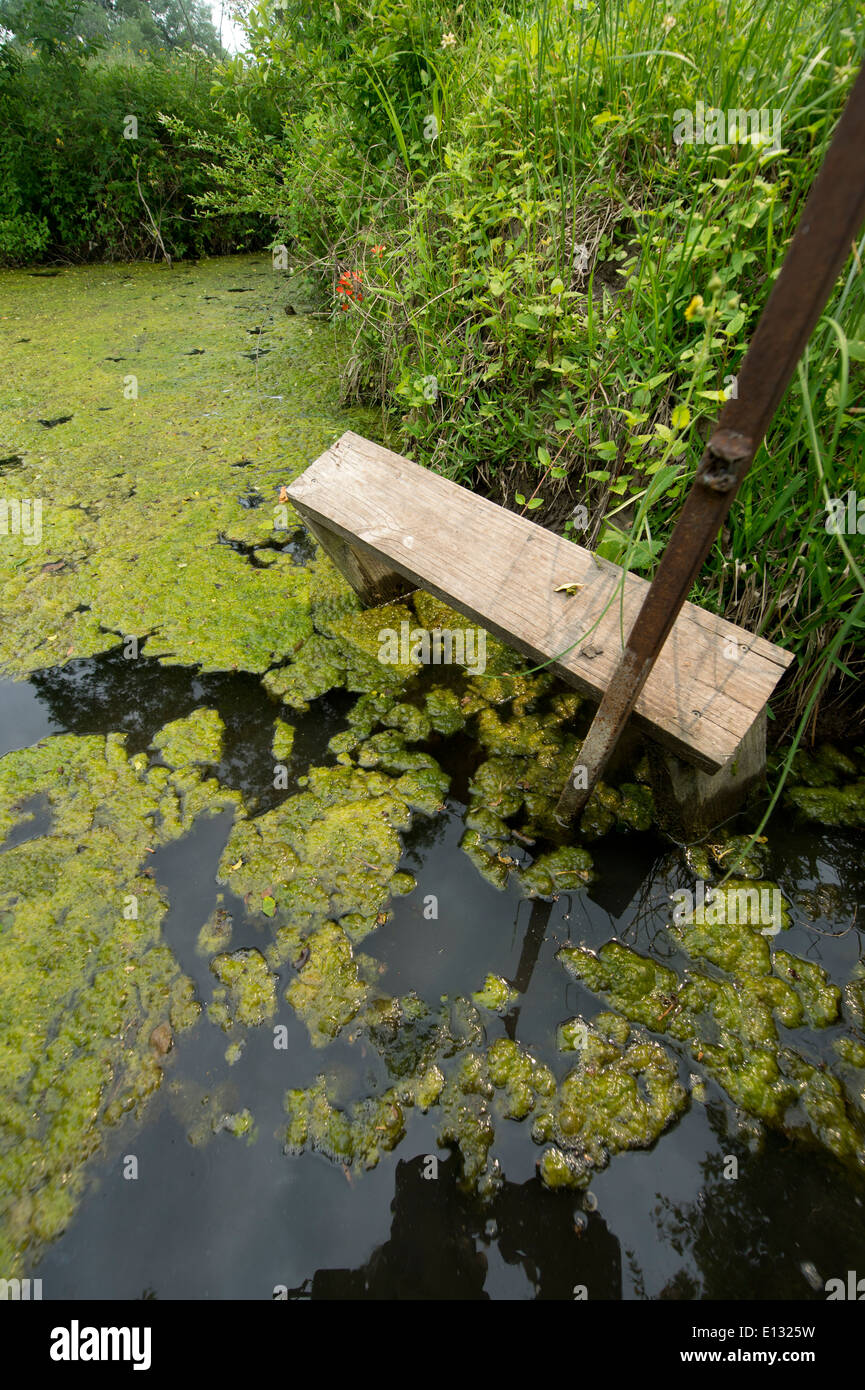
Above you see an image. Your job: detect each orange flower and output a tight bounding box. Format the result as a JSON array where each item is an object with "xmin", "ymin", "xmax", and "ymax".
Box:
[
  {"xmin": 371, "ymin": 244, "xmax": 385, "ymax": 257},
  {"xmin": 336, "ymin": 269, "xmax": 363, "ymax": 306}
]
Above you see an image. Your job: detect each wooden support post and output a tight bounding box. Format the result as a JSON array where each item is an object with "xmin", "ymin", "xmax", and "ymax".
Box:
[
  {"xmin": 646, "ymin": 707, "xmax": 768, "ymax": 841},
  {"xmin": 295, "ymin": 508, "xmax": 414, "ymax": 607}
]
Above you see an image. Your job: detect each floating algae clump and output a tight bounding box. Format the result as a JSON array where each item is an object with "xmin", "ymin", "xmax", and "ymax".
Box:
[
  {"xmin": 425, "ymin": 685, "xmax": 466, "ymax": 736},
  {"xmin": 196, "ymin": 907, "xmax": 233, "ymax": 957},
  {"xmin": 286, "ymin": 922, "xmax": 375, "ymax": 1047},
  {"xmin": 272, "ymin": 719, "xmax": 295, "ymax": 762},
  {"xmin": 520, "ymin": 846, "xmax": 594, "ymax": 897},
  {"xmin": 845, "ymin": 964, "xmax": 865, "ymax": 1031},
  {"xmin": 218, "ymin": 760, "xmax": 431, "ymax": 950},
  {"xmin": 772, "ymin": 950, "xmax": 840, "ymax": 1029},
  {"xmin": 215, "ymin": 1109, "xmax": 257, "ymax": 1142},
  {"xmin": 281, "ymin": 985, "xmax": 684, "ymax": 1198},
  {"xmin": 536, "ymin": 1016, "xmax": 687, "ymax": 1190},
  {"xmin": 285, "ymin": 1076, "xmax": 406, "ymax": 1167},
  {"xmin": 151, "ymin": 708, "xmax": 224, "ymax": 767},
  {"xmin": 458, "ymin": 668, "xmax": 654, "ymax": 851},
  {"xmin": 785, "ymin": 782, "xmax": 865, "ymax": 828},
  {"xmin": 264, "ymin": 572, "xmax": 415, "ymax": 709},
  {"xmin": 472, "ymin": 974, "xmax": 518, "ymax": 1014},
  {"xmin": 783, "ymin": 743, "xmax": 865, "ymax": 827},
  {"xmin": 0, "ymin": 713, "xmax": 240, "ymax": 1274},
  {"xmin": 209, "ymin": 949, "xmax": 277, "ymax": 1029},
  {"xmin": 486, "ymin": 1037, "xmax": 555, "ymax": 1120},
  {"xmin": 558, "ymin": 904, "xmax": 865, "ymax": 1168}
]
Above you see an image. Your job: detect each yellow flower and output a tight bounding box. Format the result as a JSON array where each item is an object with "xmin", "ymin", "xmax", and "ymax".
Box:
[{"xmin": 684, "ymin": 295, "xmax": 704, "ymax": 321}]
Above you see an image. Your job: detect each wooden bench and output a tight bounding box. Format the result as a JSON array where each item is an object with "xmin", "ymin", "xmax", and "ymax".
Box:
[{"xmin": 288, "ymin": 432, "xmax": 793, "ymax": 829}]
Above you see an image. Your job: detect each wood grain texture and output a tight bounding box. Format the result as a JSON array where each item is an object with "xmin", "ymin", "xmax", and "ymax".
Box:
[{"xmin": 288, "ymin": 431, "xmax": 793, "ymax": 772}]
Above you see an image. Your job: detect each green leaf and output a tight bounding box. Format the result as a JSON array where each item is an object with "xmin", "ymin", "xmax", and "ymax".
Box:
[
  {"xmin": 515, "ymin": 492, "xmax": 526, "ymax": 505},
  {"xmin": 262, "ymin": 896, "xmax": 276, "ymax": 917},
  {"xmin": 550, "ymin": 277, "xmax": 565, "ymax": 295},
  {"xmin": 671, "ymin": 404, "xmax": 691, "ymax": 430},
  {"xmin": 537, "ymin": 446, "xmax": 551, "ymax": 468},
  {"xmin": 527, "ymin": 497, "xmax": 543, "ymax": 509},
  {"xmin": 724, "ymin": 310, "xmax": 745, "ymax": 336},
  {"xmin": 638, "ymin": 371, "xmax": 673, "ymax": 392},
  {"xmin": 514, "ymin": 311, "xmax": 540, "ymax": 330}
]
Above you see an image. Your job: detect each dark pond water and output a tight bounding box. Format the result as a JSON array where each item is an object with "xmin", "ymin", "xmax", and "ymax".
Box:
[{"xmin": 4, "ymin": 655, "xmax": 865, "ymax": 1301}]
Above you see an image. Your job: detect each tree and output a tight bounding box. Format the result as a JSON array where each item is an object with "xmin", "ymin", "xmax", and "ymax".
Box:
[{"xmin": 0, "ymin": 0, "xmax": 225, "ymax": 58}]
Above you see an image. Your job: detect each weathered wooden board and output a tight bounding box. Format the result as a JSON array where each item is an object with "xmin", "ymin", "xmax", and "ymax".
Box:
[{"xmin": 288, "ymin": 431, "xmax": 793, "ymax": 772}]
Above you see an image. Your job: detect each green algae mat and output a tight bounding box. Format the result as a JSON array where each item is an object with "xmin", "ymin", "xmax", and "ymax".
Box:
[
  {"xmin": 0, "ymin": 255, "xmax": 362, "ymax": 675},
  {"xmin": 2, "ymin": 257, "xmax": 865, "ymax": 1293}
]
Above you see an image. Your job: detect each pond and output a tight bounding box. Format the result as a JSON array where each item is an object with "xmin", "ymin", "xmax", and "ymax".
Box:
[{"xmin": 1, "ymin": 256, "xmax": 864, "ymax": 1300}]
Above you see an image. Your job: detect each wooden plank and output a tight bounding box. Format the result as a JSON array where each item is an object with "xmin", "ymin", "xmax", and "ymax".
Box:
[{"xmin": 287, "ymin": 431, "xmax": 793, "ymax": 772}]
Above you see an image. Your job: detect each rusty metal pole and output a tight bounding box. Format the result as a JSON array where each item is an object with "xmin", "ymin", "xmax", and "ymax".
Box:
[{"xmin": 555, "ymin": 59, "xmax": 865, "ymax": 829}]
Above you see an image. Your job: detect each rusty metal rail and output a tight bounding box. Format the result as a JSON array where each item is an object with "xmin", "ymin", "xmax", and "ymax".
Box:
[{"xmin": 555, "ymin": 58, "xmax": 865, "ymax": 827}]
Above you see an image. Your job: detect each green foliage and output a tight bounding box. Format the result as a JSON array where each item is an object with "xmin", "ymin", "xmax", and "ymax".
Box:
[{"xmin": 0, "ymin": 46, "xmax": 278, "ymax": 262}]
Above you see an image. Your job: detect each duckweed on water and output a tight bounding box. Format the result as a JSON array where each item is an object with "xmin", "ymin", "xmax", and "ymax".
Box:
[
  {"xmin": 0, "ymin": 257, "xmax": 375, "ymax": 680},
  {"xmin": 0, "ymin": 712, "xmax": 240, "ymax": 1272}
]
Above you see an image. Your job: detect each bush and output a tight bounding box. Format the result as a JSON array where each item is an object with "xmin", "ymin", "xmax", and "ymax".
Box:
[{"xmin": 0, "ymin": 46, "xmax": 280, "ymax": 263}]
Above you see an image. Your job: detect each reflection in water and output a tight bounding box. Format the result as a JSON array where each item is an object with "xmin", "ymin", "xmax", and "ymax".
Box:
[
  {"xmin": 15, "ymin": 647, "xmax": 354, "ymax": 812},
  {"xmin": 653, "ymin": 1103, "xmax": 865, "ymax": 1300},
  {"xmin": 289, "ymin": 1153, "xmax": 622, "ymax": 1301}
]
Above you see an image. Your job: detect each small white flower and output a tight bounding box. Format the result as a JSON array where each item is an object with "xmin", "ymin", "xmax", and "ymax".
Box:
[
  {"xmin": 441, "ymin": 31, "xmax": 457, "ymax": 47},
  {"xmin": 662, "ymin": 13, "xmax": 676, "ymax": 32}
]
